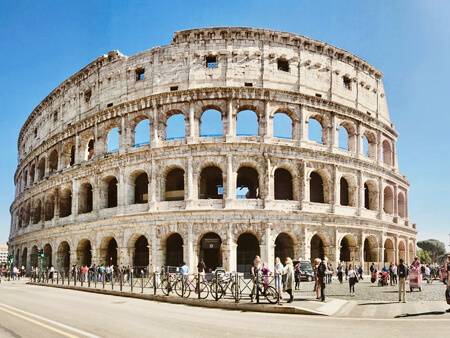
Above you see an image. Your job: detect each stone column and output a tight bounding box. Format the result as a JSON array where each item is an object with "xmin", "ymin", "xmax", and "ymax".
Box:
[
  {"xmin": 263, "ymin": 101, "xmax": 272, "ymax": 141},
  {"xmin": 356, "ymin": 122, "xmax": 362, "ymax": 157},
  {"xmin": 75, "ymin": 133, "xmax": 80, "ymax": 164},
  {"xmin": 225, "ymin": 154, "xmax": 235, "ymax": 208},
  {"xmin": 378, "ymin": 178, "xmax": 383, "ymax": 219},
  {"xmin": 71, "ymin": 180, "xmax": 79, "ymax": 217},
  {"xmin": 376, "ymin": 130, "xmax": 382, "ymax": 164},
  {"xmin": 359, "ymin": 233, "xmax": 365, "ymax": 267},
  {"xmin": 299, "ymin": 106, "xmax": 307, "ymax": 146},
  {"xmin": 331, "ymin": 165, "xmax": 338, "ymax": 213},
  {"xmin": 299, "ymin": 161, "xmax": 307, "ymax": 209},
  {"xmin": 226, "ymin": 225, "xmax": 237, "ymax": 272},
  {"xmin": 152, "ymin": 110, "xmax": 159, "ymax": 147},
  {"xmin": 265, "ymin": 157, "xmax": 273, "ymax": 204},
  {"xmin": 151, "ymin": 227, "xmax": 159, "ymax": 272},
  {"xmin": 393, "ymin": 184, "xmax": 399, "ymax": 222},
  {"xmin": 357, "ymin": 171, "xmax": 363, "ymax": 216},
  {"xmin": 119, "ymin": 115, "xmax": 127, "ymax": 153},
  {"xmin": 329, "ymin": 113, "xmax": 337, "ymax": 151},
  {"xmin": 225, "ymin": 99, "xmax": 235, "ymax": 142},
  {"xmin": 187, "ymin": 103, "xmax": 197, "ymax": 144},
  {"xmin": 260, "ymin": 226, "xmax": 274, "ymax": 269},
  {"xmin": 186, "ymin": 157, "xmax": 194, "ymax": 208},
  {"xmin": 184, "ymin": 224, "xmax": 196, "ymax": 271},
  {"xmin": 149, "ymin": 159, "xmax": 157, "ymax": 210}
]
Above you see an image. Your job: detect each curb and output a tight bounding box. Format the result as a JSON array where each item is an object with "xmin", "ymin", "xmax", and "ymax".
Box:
[{"xmin": 27, "ymin": 282, "xmax": 326, "ymax": 316}]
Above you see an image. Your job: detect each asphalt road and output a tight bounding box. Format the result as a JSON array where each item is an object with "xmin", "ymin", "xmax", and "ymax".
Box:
[{"xmin": 0, "ymin": 280, "xmax": 449, "ymax": 338}]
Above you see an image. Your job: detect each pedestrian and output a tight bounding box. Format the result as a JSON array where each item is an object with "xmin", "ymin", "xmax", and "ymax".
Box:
[
  {"xmin": 49, "ymin": 265, "xmax": 55, "ymax": 280},
  {"xmin": 282, "ymin": 257, "xmax": 295, "ymax": 303},
  {"xmin": 337, "ymin": 262, "xmax": 343, "ymax": 284},
  {"xmin": 180, "ymin": 262, "xmax": 189, "ymax": 283},
  {"xmin": 261, "ymin": 263, "xmax": 271, "ymax": 292},
  {"xmin": 392, "ymin": 263, "xmax": 398, "ymax": 285},
  {"xmin": 313, "ymin": 258, "xmax": 321, "ymax": 296},
  {"xmin": 345, "ymin": 264, "xmax": 348, "ymax": 280},
  {"xmin": 294, "ymin": 260, "xmax": 301, "ymax": 290},
  {"xmin": 317, "ymin": 258, "xmax": 327, "ymax": 302},
  {"xmin": 274, "ymin": 257, "xmax": 284, "ymax": 300},
  {"xmin": 348, "ymin": 264, "xmax": 358, "ymax": 296},
  {"xmin": 250, "ymin": 255, "xmax": 262, "ymax": 302},
  {"xmin": 398, "ymin": 258, "xmax": 408, "ymax": 303},
  {"xmin": 197, "ymin": 259, "xmax": 205, "ymax": 274}
]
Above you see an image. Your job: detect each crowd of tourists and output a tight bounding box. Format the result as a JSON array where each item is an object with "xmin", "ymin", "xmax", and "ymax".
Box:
[{"xmin": 0, "ymin": 264, "xmax": 26, "ymax": 281}]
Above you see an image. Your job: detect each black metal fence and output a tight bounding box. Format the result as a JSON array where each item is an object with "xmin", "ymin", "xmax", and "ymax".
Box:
[{"xmin": 31, "ymin": 267, "xmax": 281, "ymax": 304}]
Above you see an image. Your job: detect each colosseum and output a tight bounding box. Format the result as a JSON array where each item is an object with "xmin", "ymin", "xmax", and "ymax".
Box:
[{"xmin": 8, "ymin": 27, "xmax": 416, "ymax": 274}]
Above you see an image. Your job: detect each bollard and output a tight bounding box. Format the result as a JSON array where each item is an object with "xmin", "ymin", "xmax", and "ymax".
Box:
[
  {"xmin": 234, "ymin": 273, "xmax": 239, "ymax": 303},
  {"xmin": 197, "ymin": 272, "xmax": 201, "ymax": 300},
  {"xmin": 256, "ymin": 275, "xmax": 260, "ymax": 304},
  {"xmin": 130, "ymin": 271, "xmax": 133, "ymax": 293},
  {"xmin": 153, "ymin": 273, "xmax": 157, "ymax": 295},
  {"xmin": 88, "ymin": 272, "xmax": 91, "ymax": 288},
  {"xmin": 120, "ymin": 271, "xmax": 123, "ymax": 292},
  {"xmin": 111, "ymin": 273, "xmax": 114, "ymax": 291},
  {"xmin": 141, "ymin": 274, "xmax": 144, "ymax": 294},
  {"xmin": 102, "ymin": 272, "xmax": 105, "ymax": 289},
  {"xmin": 214, "ymin": 271, "xmax": 218, "ymax": 301}
]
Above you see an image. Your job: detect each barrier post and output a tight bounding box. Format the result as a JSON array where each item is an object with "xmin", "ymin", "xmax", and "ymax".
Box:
[
  {"xmin": 197, "ymin": 273, "xmax": 201, "ymax": 299},
  {"xmin": 130, "ymin": 270, "xmax": 133, "ymax": 293},
  {"xmin": 153, "ymin": 273, "xmax": 157, "ymax": 295}
]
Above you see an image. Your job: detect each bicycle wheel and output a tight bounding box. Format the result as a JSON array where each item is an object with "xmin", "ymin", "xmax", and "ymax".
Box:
[
  {"xmin": 197, "ymin": 281, "xmax": 209, "ymax": 299},
  {"xmin": 209, "ymin": 282, "xmax": 224, "ymax": 300},
  {"xmin": 230, "ymin": 282, "xmax": 241, "ymax": 301},
  {"xmin": 161, "ymin": 279, "xmax": 171, "ymax": 296},
  {"xmin": 264, "ymin": 286, "xmax": 279, "ymax": 304},
  {"xmin": 175, "ymin": 279, "xmax": 190, "ymax": 298}
]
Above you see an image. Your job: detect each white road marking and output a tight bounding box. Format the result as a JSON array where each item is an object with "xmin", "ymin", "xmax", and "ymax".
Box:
[{"xmin": 0, "ymin": 302, "xmax": 100, "ymax": 338}]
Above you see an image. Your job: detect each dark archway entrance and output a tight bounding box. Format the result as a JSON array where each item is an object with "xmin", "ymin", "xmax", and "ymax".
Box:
[
  {"xmin": 77, "ymin": 239, "xmax": 92, "ymax": 266},
  {"xmin": 103, "ymin": 238, "xmax": 118, "ymax": 266},
  {"xmin": 43, "ymin": 243, "xmax": 52, "ymax": 268},
  {"xmin": 200, "ymin": 232, "xmax": 222, "ymax": 272},
  {"xmin": 21, "ymin": 247, "xmax": 28, "ymax": 269},
  {"xmin": 339, "ymin": 235, "xmax": 356, "ymax": 263},
  {"xmin": 236, "ymin": 233, "xmax": 260, "ymax": 274},
  {"xmin": 30, "ymin": 245, "xmax": 38, "ymax": 268},
  {"xmin": 275, "ymin": 233, "xmax": 294, "ymax": 263},
  {"xmin": 310, "ymin": 235, "xmax": 324, "ymax": 261},
  {"xmin": 166, "ymin": 233, "xmax": 183, "ymax": 267},
  {"xmin": 57, "ymin": 242, "xmax": 70, "ymax": 272},
  {"xmin": 134, "ymin": 236, "xmax": 149, "ymax": 267}
]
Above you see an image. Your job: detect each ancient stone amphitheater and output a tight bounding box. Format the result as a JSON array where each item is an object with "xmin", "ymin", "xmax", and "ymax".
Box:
[{"xmin": 9, "ymin": 27, "xmax": 416, "ymax": 274}]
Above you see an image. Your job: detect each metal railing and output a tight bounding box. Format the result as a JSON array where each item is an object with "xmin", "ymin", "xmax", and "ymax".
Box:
[{"xmin": 31, "ymin": 267, "xmax": 281, "ymax": 304}]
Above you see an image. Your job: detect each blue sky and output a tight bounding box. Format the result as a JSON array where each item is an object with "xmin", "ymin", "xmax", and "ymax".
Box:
[{"xmin": 0, "ymin": 1, "xmax": 449, "ymax": 247}]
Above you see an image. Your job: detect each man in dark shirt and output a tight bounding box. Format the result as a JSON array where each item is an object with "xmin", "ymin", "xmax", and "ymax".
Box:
[
  {"xmin": 317, "ymin": 259, "xmax": 327, "ymax": 302},
  {"xmin": 398, "ymin": 258, "xmax": 409, "ymax": 303}
]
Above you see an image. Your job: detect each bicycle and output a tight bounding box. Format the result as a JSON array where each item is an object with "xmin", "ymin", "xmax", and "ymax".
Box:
[
  {"xmin": 160, "ymin": 272, "xmax": 178, "ymax": 296},
  {"xmin": 174, "ymin": 274, "xmax": 209, "ymax": 299}
]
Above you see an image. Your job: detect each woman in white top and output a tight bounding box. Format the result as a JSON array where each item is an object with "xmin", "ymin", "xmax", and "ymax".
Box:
[
  {"xmin": 348, "ymin": 264, "xmax": 358, "ymax": 295},
  {"xmin": 274, "ymin": 257, "xmax": 284, "ymax": 298}
]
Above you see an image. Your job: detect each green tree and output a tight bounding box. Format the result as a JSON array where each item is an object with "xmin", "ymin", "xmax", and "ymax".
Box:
[
  {"xmin": 417, "ymin": 239, "xmax": 446, "ymax": 262},
  {"xmin": 417, "ymin": 249, "xmax": 432, "ymax": 265}
]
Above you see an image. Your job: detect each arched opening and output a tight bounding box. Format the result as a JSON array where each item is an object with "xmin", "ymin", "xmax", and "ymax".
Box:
[
  {"xmin": 340, "ymin": 177, "xmax": 349, "ymax": 206},
  {"xmin": 338, "ymin": 125, "xmax": 349, "ymax": 150},
  {"xmin": 274, "ymin": 168, "xmax": 293, "ymax": 200},
  {"xmin": 77, "ymin": 239, "xmax": 92, "ymax": 266},
  {"xmin": 86, "ymin": 139, "xmax": 95, "ymax": 160},
  {"xmin": 273, "ymin": 112, "xmax": 293, "ymax": 139},
  {"xmin": 165, "ymin": 168, "xmax": 185, "ymax": 201},
  {"xmin": 398, "ymin": 192, "xmax": 406, "ymax": 218},
  {"xmin": 133, "ymin": 235, "xmax": 149, "ymax": 267},
  {"xmin": 48, "ymin": 150, "xmax": 58, "ymax": 173},
  {"xmin": 43, "ymin": 243, "xmax": 52, "ymax": 268},
  {"xmin": 165, "ymin": 233, "xmax": 183, "ymax": 267},
  {"xmin": 199, "ymin": 166, "xmax": 223, "ymax": 199},
  {"xmin": 363, "ymin": 236, "xmax": 378, "ymax": 264},
  {"xmin": 408, "ymin": 243, "xmax": 414, "ymax": 261},
  {"xmin": 236, "ymin": 166, "xmax": 259, "ymax": 199},
  {"xmin": 134, "ymin": 172, "xmax": 149, "ymax": 204},
  {"xmin": 30, "ymin": 245, "xmax": 38, "ymax": 268},
  {"xmin": 200, "ymin": 109, "xmax": 223, "ymax": 137},
  {"xmin": 275, "ymin": 233, "xmax": 294, "ymax": 263},
  {"xmin": 199, "ymin": 232, "xmax": 222, "ymax": 272},
  {"xmin": 78, "ymin": 183, "xmax": 93, "ymax": 214},
  {"xmin": 398, "ymin": 242, "xmax": 406, "ymax": 262},
  {"xmin": 308, "ymin": 117, "xmax": 324, "ymax": 144},
  {"xmin": 69, "ymin": 145, "xmax": 75, "ymax": 166},
  {"xmin": 383, "ymin": 186, "xmax": 394, "ymax": 214},
  {"xmin": 59, "ymin": 188, "xmax": 72, "ymax": 218},
  {"xmin": 382, "ymin": 140, "xmax": 392, "ymax": 166},
  {"xmin": 21, "ymin": 248, "xmax": 27, "ymax": 269},
  {"xmin": 57, "ymin": 241, "xmax": 70, "ymax": 273},
  {"xmin": 32, "ymin": 200, "xmax": 42, "ymax": 224},
  {"xmin": 101, "ymin": 237, "xmax": 118, "ymax": 266},
  {"xmin": 384, "ymin": 239, "xmax": 394, "ymax": 264},
  {"xmin": 15, "ymin": 249, "xmax": 19, "ymax": 267},
  {"xmin": 29, "ymin": 164, "xmax": 35, "ymax": 184},
  {"xmin": 362, "ymin": 131, "xmax": 376, "ymax": 158},
  {"xmin": 107, "ymin": 128, "xmax": 120, "ymax": 153},
  {"xmin": 44, "ymin": 194, "xmax": 55, "ymax": 221},
  {"xmin": 23, "ymin": 170, "xmax": 28, "ymax": 188},
  {"xmin": 134, "ymin": 119, "xmax": 151, "ymax": 147},
  {"xmin": 339, "ymin": 235, "xmax": 356, "ymax": 263},
  {"xmin": 102, "ymin": 176, "xmax": 118, "ymax": 208},
  {"xmin": 236, "ymin": 233, "xmax": 260, "ymax": 274},
  {"xmin": 310, "ymin": 171, "xmax": 325, "ymax": 203},
  {"xmin": 236, "ymin": 109, "xmax": 258, "ymax": 136},
  {"xmin": 310, "ymin": 234, "xmax": 325, "ymax": 261},
  {"xmin": 37, "ymin": 157, "xmax": 46, "ymax": 180},
  {"xmin": 166, "ymin": 113, "xmax": 185, "ymax": 140}
]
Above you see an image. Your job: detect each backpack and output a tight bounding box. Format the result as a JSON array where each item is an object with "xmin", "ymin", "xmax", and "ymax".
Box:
[{"xmin": 398, "ymin": 264, "xmax": 406, "ymax": 278}]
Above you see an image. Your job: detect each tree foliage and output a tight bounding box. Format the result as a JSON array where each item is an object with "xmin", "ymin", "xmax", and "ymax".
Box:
[
  {"xmin": 417, "ymin": 239, "xmax": 446, "ymax": 262},
  {"xmin": 417, "ymin": 249, "xmax": 432, "ymax": 265}
]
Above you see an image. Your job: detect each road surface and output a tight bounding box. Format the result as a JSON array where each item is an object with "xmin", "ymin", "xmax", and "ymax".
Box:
[{"xmin": 0, "ymin": 280, "xmax": 448, "ymax": 338}]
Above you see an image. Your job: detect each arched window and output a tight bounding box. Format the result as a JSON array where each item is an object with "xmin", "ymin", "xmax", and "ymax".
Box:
[
  {"xmin": 236, "ymin": 166, "xmax": 259, "ymax": 199},
  {"xmin": 44, "ymin": 194, "xmax": 55, "ymax": 221},
  {"xmin": 383, "ymin": 186, "xmax": 394, "ymax": 214},
  {"xmin": 166, "ymin": 113, "xmax": 185, "ymax": 140},
  {"xmin": 338, "ymin": 126, "xmax": 349, "ymax": 150},
  {"xmin": 310, "ymin": 171, "xmax": 325, "ymax": 203},
  {"xmin": 29, "ymin": 164, "xmax": 35, "ymax": 184},
  {"xmin": 237, "ymin": 233, "xmax": 260, "ymax": 273},
  {"xmin": 362, "ymin": 136, "xmax": 370, "ymax": 157},
  {"xmin": 274, "ymin": 168, "xmax": 293, "ymax": 200},
  {"xmin": 134, "ymin": 172, "xmax": 149, "ymax": 204},
  {"xmin": 199, "ymin": 166, "xmax": 223, "ymax": 199},
  {"xmin": 364, "ymin": 181, "xmax": 378, "ymax": 211},
  {"xmin": 107, "ymin": 128, "xmax": 120, "ymax": 153},
  {"xmin": 79, "ymin": 183, "xmax": 93, "ymax": 214},
  {"xmin": 274, "ymin": 233, "xmax": 294, "ymax": 263},
  {"xmin": 382, "ymin": 140, "xmax": 392, "ymax": 166},
  {"xmin": 37, "ymin": 157, "xmax": 46, "ymax": 180},
  {"xmin": 308, "ymin": 117, "xmax": 324, "ymax": 144},
  {"xmin": 398, "ymin": 192, "xmax": 406, "ymax": 218},
  {"xmin": 59, "ymin": 188, "xmax": 72, "ymax": 218},
  {"xmin": 236, "ymin": 110, "xmax": 258, "ymax": 136},
  {"xmin": 340, "ymin": 177, "xmax": 349, "ymax": 206},
  {"xmin": 133, "ymin": 236, "xmax": 149, "ymax": 268},
  {"xmin": 48, "ymin": 150, "xmax": 58, "ymax": 173},
  {"xmin": 134, "ymin": 119, "xmax": 150, "ymax": 147},
  {"xmin": 32, "ymin": 200, "xmax": 42, "ymax": 224},
  {"xmin": 200, "ymin": 109, "xmax": 223, "ymax": 137},
  {"xmin": 103, "ymin": 176, "xmax": 118, "ymax": 208},
  {"xmin": 86, "ymin": 139, "xmax": 95, "ymax": 160},
  {"xmin": 166, "ymin": 233, "xmax": 183, "ymax": 267},
  {"xmin": 273, "ymin": 112, "xmax": 293, "ymax": 139},
  {"xmin": 165, "ymin": 168, "xmax": 185, "ymax": 201}
]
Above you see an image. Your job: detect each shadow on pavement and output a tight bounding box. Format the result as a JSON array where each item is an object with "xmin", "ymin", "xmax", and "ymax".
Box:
[
  {"xmin": 395, "ymin": 311, "xmax": 446, "ymax": 318},
  {"xmin": 358, "ymin": 301, "xmax": 399, "ymax": 306}
]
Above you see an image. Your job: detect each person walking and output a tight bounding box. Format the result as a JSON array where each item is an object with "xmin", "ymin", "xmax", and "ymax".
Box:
[
  {"xmin": 337, "ymin": 262, "xmax": 343, "ymax": 284},
  {"xmin": 250, "ymin": 255, "xmax": 262, "ymax": 302},
  {"xmin": 445, "ymin": 255, "xmax": 450, "ymax": 313},
  {"xmin": 348, "ymin": 264, "xmax": 358, "ymax": 296},
  {"xmin": 197, "ymin": 259, "xmax": 205, "ymax": 274},
  {"xmin": 398, "ymin": 258, "xmax": 408, "ymax": 303},
  {"xmin": 294, "ymin": 261, "xmax": 301, "ymax": 290},
  {"xmin": 317, "ymin": 258, "xmax": 327, "ymax": 302},
  {"xmin": 274, "ymin": 257, "xmax": 284, "ymax": 300},
  {"xmin": 282, "ymin": 257, "xmax": 295, "ymax": 303}
]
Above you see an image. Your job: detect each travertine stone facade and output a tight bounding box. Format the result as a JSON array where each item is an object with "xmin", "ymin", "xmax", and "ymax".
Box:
[{"xmin": 9, "ymin": 27, "xmax": 416, "ymax": 273}]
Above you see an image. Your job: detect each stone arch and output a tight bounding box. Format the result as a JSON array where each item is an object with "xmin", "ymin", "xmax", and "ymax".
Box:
[
  {"xmin": 132, "ymin": 235, "xmax": 149, "ymax": 267},
  {"xmin": 32, "ymin": 199, "xmax": 42, "ymax": 224},
  {"xmin": 398, "ymin": 192, "xmax": 406, "ymax": 218},
  {"xmin": 200, "ymin": 108, "xmax": 223, "ymax": 137},
  {"xmin": 44, "ymin": 193, "xmax": 55, "ymax": 221},
  {"xmin": 57, "ymin": 241, "xmax": 70, "ymax": 272},
  {"xmin": 273, "ymin": 111, "xmax": 293, "ymax": 139},
  {"xmin": 165, "ymin": 233, "xmax": 183, "ymax": 267},
  {"xmin": 363, "ymin": 235, "xmax": 379, "ymax": 264},
  {"xmin": 30, "ymin": 245, "xmax": 39, "ymax": 268},
  {"xmin": 164, "ymin": 167, "xmax": 185, "ymax": 201},
  {"xmin": 130, "ymin": 170, "xmax": 149, "ymax": 204},
  {"xmin": 48, "ymin": 149, "xmax": 59, "ymax": 173},
  {"xmin": 384, "ymin": 238, "xmax": 395, "ymax": 264},
  {"xmin": 37, "ymin": 157, "xmax": 46, "ymax": 180},
  {"xmin": 364, "ymin": 180, "xmax": 379, "ymax": 211},
  {"xmin": 199, "ymin": 166, "xmax": 223, "ymax": 199},
  {"xmin": 59, "ymin": 187, "xmax": 72, "ymax": 218},
  {"xmin": 106, "ymin": 127, "xmax": 120, "ymax": 153},
  {"xmin": 198, "ymin": 232, "xmax": 222, "ymax": 272},
  {"xmin": 100, "ymin": 236, "xmax": 118, "ymax": 266},
  {"xmin": 383, "ymin": 186, "xmax": 394, "ymax": 214},
  {"xmin": 76, "ymin": 239, "xmax": 92, "ymax": 266},
  {"xmin": 274, "ymin": 167, "xmax": 293, "ymax": 200},
  {"xmin": 309, "ymin": 170, "xmax": 331, "ymax": 204},
  {"xmin": 274, "ymin": 232, "xmax": 295, "ymax": 263},
  {"xmin": 408, "ymin": 242, "xmax": 414, "ymax": 261},
  {"xmin": 307, "ymin": 113, "xmax": 329, "ymax": 145},
  {"xmin": 339, "ymin": 174, "xmax": 357, "ymax": 207},
  {"xmin": 362, "ymin": 130, "xmax": 377, "ymax": 158},
  {"xmin": 236, "ymin": 165, "xmax": 260, "ymax": 199},
  {"xmin": 63, "ymin": 142, "xmax": 76, "ymax": 167},
  {"xmin": 78, "ymin": 182, "xmax": 93, "ymax": 214},
  {"xmin": 21, "ymin": 247, "xmax": 28, "ymax": 269},
  {"xmin": 338, "ymin": 121, "xmax": 357, "ymax": 152},
  {"xmin": 382, "ymin": 139, "xmax": 393, "ymax": 166},
  {"xmin": 86, "ymin": 138, "xmax": 95, "ymax": 160},
  {"xmin": 310, "ymin": 234, "xmax": 327, "ymax": 261},
  {"xmin": 43, "ymin": 243, "xmax": 52, "ymax": 268},
  {"xmin": 236, "ymin": 232, "xmax": 260, "ymax": 274},
  {"xmin": 100, "ymin": 175, "xmax": 118, "ymax": 209},
  {"xmin": 398, "ymin": 240, "xmax": 406, "ymax": 262},
  {"xmin": 236, "ymin": 109, "xmax": 259, "ymax": 136},
  {"xmin": 133, "ymin": 118, "xmax": 151, "ymax": 147},
  {"xmin": 339, "ymin": 234, "xmax": 357, "ymax": 263},
  {"xmin": 165, "ymin": 110, "xmax": 186, "ymax": 140}
]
